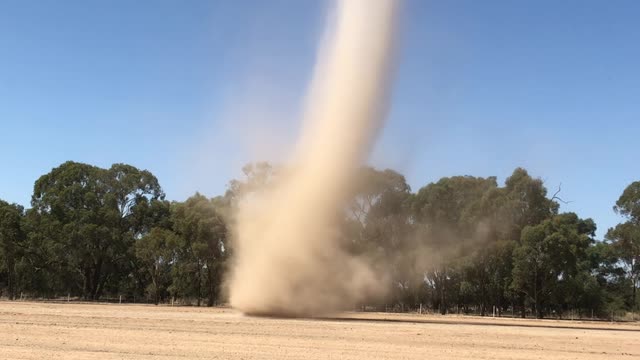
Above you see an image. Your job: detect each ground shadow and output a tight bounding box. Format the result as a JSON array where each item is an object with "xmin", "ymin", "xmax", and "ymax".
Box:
[
  {"xmin": 308, "ymin": 315, "xmax": 640, "ymax": 332},
  {"xmin": 239, "ymin": 310, "xmax": 640, "ymax": 333}
]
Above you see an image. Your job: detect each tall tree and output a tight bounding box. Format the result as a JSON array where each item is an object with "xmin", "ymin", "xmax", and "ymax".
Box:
[
  {"xmin": 344, "ymin": 167, "xmax": 413, "ymax": 307},
  {"xmin": 411, "ymin": 175, "xmax": 498, "ymax": 314},
  {"xmin": 135, "ymin": 227, "xmax": 176, "ymax": 304},
  {"xmin": 172, "ymin": 194, "xmax": 227, "ymax": 306},
  {"xmin": 511, "ymin": 213, "xmax": 595, "ymax": 318},
  {"xmin": 606, "ymin": 181, "xmax": 640, "ymax": 310},
  {"xmin": 0, "ymin": 200, "xmax": 25, "ymax": 300},
  {"xmin": 30, "ymin": 161, "xmax": 164, "ymax": 299},
  {"xmin": 496, "ymin": 168, "xmax": 559, "ymax": 316}
]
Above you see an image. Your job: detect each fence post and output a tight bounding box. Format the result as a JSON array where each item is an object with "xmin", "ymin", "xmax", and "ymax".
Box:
[
  {"xmin": 119, "ymin": 295, "xmax": 122, "ymax": 304},
  {"xmin": 419, "ymin": 303, "xmax": 422, "ymax": 315},
  {"xmin": 67, "ymin": 293, "xmax": 70, "ymax": 302}
]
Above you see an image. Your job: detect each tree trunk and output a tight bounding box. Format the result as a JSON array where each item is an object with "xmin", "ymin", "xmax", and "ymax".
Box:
[
  {"xmin": 439, "ymin": 283, "xmax": 446, "ymax": 315},
  {"xmin": 480, "ymin": 279, "xmax": 486, "ymax": 317},
  {"xmin": 533, "ymin": 267, "xmax": 538, "ymax": 319},
  {"xmin": 91, "ymin": 258, "xmax": 103, "ymax": 300},
  {"xmin": 7, "ymin": 256, "xmax": 16, "ymax": 300},
  {"xmin": 83, "ymin": 267, "xmax": 91, "ymax": 300},
  {"xmin": 153, "ymin": 277, "xmax": 159, "ymax": 305},
  {"xmin": 196, "ymin": 260, "xmax": 202, "ymax": 307},
  {"xmin": 207, "ymin": 262, "xmax": 215, "ymax": 307},
  {"xmin": 632, "ymin": 258, "xmax": 637, "ymax": 311},
  {"xmin": 152, "ymin": 262, "xmax": 160, "ymax": 305},
  {"xmin": 633, "ymin": 281, "xmax": 637, "ymax": 311}
]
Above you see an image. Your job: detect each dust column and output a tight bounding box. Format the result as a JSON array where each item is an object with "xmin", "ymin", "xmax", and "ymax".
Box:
[{"xmin": 229, "ymin": 0, "xmax": 401, "ymax": 317}]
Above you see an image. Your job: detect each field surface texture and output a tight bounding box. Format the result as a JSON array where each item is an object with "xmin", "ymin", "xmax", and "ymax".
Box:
[{"xmin": 0, "ymin": 302, "xmax": 638, "ymax": 359}]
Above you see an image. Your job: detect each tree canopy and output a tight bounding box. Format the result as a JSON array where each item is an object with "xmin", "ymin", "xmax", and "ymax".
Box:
[{"xmin": 0, "ymin": 161, "xmax": 637, "ymax": 318}]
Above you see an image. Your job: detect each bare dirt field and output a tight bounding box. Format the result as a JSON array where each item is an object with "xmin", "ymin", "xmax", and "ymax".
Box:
[{"xmin": 0, "ymin": 302, "xmax": 638, "ymax": 359}]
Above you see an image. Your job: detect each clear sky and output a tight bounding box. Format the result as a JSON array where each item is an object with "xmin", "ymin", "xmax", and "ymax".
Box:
[{"xmin": 1, "ymin": 0, "xmax": 638, "ymax": 238}]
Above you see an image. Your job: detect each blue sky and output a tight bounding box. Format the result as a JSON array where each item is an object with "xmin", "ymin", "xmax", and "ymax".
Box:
[{"xmin": 1, "ymin": 0, "xmax": 638, "ymax": 238}]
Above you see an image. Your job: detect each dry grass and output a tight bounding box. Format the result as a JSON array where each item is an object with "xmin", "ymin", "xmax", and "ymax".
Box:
[{"xmin": 1, "ymin": 301, "xmax": 638, "ymax": 359}]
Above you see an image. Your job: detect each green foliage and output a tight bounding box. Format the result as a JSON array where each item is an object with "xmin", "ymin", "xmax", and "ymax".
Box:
[
  {"xmin": 614, "ymin": 181, "xmax": 640, "ymax": 222},
  {"xmin": 26, "ymin": 161, "xmax": 165, "ymax": 299},
  {"xmin": 225, "ymin": 162, "xmax": 277, "ymax": 201},
  {"xmin": 1, "ymin": 161, "xmax": 637, "ymax": 318},
  {"xmin": 171, "ymin": 193, "xmax": 227, "ymax": 306},
  {"xmin": 135, "ymin": 227, "xmax": 177, "ymax": 304},
  {"xmin": 0, "ymin": 200, "xmax": 24, "ymax": 300},
  {"xmin": 511, "ymin": 213, "xmax": 595, "ymax": 318},
  {"xmin": 606, "ymin": 181, "xmax": 640, "ymax": 311}
]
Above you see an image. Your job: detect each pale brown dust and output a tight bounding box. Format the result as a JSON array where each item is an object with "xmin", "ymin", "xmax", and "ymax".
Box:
[{"xmin": 228, "ymin": 0, "xmax": 400, "ymax": 316}]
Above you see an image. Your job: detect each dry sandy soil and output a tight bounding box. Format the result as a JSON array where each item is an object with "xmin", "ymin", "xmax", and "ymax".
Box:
[{"xmin": 0, "ymin": 301, "xmax": 638, "ymax": 359}]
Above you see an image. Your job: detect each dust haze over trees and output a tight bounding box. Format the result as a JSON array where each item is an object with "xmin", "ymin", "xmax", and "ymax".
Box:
[{"xmin": 0, "ymin": 160, "xmax": 638, "ymax": 319}]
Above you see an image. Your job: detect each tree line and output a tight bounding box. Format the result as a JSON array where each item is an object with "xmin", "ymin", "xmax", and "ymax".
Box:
[{"xmin": 0, "ymin": 160, "xmax": 638, "ymax": 319}]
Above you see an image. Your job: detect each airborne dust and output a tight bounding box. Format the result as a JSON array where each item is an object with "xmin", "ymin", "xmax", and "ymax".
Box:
[{"xmin": 228, "ymin": 0, "xmax": 401, "ymax": 317}]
